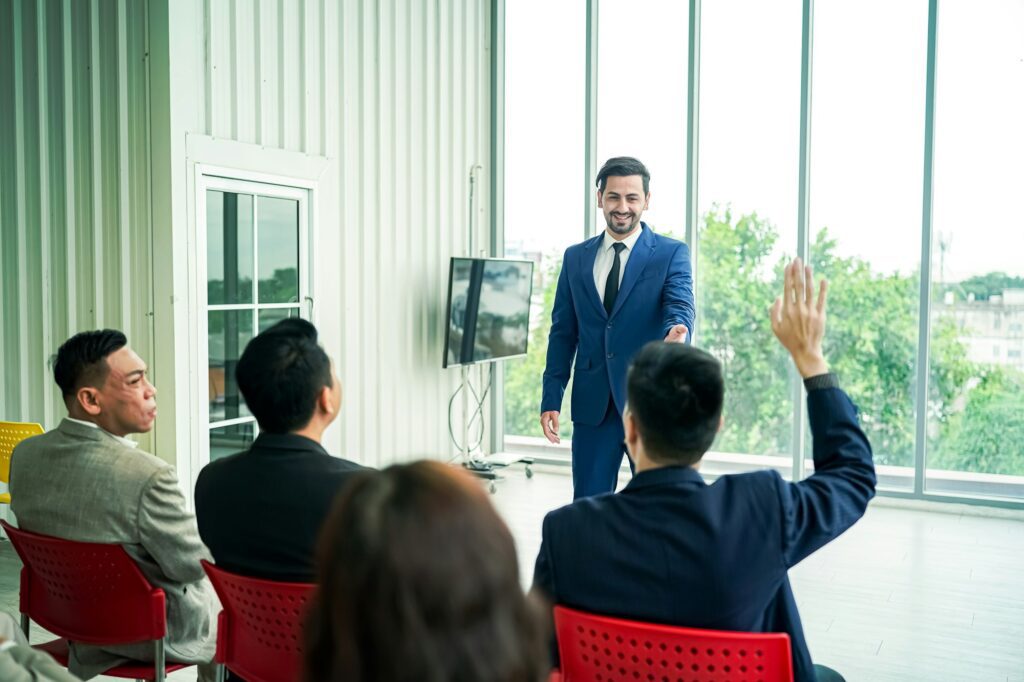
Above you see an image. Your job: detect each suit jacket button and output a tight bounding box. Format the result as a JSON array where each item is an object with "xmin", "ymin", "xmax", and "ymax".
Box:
[
  {"xmin": 607, "ymin": 352, "xmax": 614, "ymax": 359},
  {"xmin": 607, "ymin": 322, "xmax": 613, "ymax": 329}
]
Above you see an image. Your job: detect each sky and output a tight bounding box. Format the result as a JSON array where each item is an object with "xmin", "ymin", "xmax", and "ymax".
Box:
[{"xmin": 504, "ymin": 0, "xmax": 1024, "ymax": 283}]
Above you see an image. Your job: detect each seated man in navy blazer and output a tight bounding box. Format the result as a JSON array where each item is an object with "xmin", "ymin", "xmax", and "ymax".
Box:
[
  {"xmin": 195, "ymin": 318, "xmax": 365, "ymax": 583},
  {"xmin": 532, "ymin": 258, "xmax": 875, "ymax": 682}
]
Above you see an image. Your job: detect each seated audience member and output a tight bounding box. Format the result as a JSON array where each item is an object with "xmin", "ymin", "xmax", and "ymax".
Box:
[
  {"xmin": 0, "ymin": 611, "xmax": 80, "ymax": 682},
  {"xmin": 9, "ymin": 330, "xmax": 217, "ymax": 681},
  {"xmin": 532, "ymin": 258, "xmax": 876, "ymax": 682},
  {"xmin": 304, "ymin": 461, "xmax": 548, "ymax": 682},
  {"xmin": 195, "ymin": 318, "xmax": 365, "ymax": 582}
]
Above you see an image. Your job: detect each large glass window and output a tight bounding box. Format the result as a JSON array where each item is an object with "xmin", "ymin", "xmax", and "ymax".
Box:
[
  {"xmin": 204, "ymin": 182, "xmax": 306, "ymax": 463},
  {"xmin": 502, "ymin": 0, "xmax": 586, "ymax": 446},
  {"xmin": 926, "ymin": 0, "xmax": 1024, "ymax": 499},
  {"xmin": 597, "ymin": 0, "xmax": 688, "ymax": 238},
  {"xmin": 697, "ymin": 0, "xmax": 801, "ymax": 479},
  {"xmin": 808, "ymin": 0, "xmax": 928, "ymax": 491}
]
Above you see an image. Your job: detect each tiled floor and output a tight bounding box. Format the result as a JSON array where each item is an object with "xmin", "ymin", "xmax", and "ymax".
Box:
[{"xmin": 2, "ymin": 466, "xmax": 1023, "ymax": 681}]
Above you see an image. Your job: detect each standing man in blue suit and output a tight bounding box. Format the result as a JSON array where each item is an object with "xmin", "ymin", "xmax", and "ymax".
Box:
[
  {"xmin": 533, "ymin": 259, "xmax": 875, "ymax": 682},
  {"xmin": 540, "ymin": 157, "xmax": 695, "ymax": 498}
]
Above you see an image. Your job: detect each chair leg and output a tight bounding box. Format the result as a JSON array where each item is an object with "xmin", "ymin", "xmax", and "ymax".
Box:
[
  {"xmin": 215, "ymin": 663, "xmax": 227, "ymax": 682},
  {"xmin": 154, "ymin": 637, "xmax": 166, "ymax": 682},
  {"xmin": 19, "ymin": 613, "xmax": 28, "ymax": 639}
]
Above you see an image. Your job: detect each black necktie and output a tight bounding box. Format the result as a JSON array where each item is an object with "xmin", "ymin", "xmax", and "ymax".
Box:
[{"xmin": 604, "ymin": 242, "xmax": 627, "ymax": 316}]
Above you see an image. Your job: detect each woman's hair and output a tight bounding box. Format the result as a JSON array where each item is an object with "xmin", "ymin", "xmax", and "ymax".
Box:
[{"xmin": 304, "ymin": 460, "xmax": 549, "ymax": 682}]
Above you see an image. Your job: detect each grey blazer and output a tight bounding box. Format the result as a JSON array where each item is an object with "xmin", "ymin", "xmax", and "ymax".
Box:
[{"xmin": 9, "ymin": 419, "xmax": 216, "ymax": 678}]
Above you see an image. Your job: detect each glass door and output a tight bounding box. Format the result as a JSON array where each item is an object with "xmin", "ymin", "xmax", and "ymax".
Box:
[{"xmin": 198, "ymin": 176, "xmax": 310, "ymax": 465}]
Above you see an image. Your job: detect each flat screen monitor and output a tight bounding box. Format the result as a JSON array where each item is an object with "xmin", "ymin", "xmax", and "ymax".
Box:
[{"xmin": 443, "ymin": 257, "xmax": 534, "ymax": 368}]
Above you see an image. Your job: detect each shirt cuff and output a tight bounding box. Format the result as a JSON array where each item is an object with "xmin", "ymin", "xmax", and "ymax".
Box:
[
  {"xmin": 803, "ymin": 372, "xmax": 840, "ymax": 391},
  {"xmin": 0, "ymin": 640, "xmax": 18, "ymax": 653}
]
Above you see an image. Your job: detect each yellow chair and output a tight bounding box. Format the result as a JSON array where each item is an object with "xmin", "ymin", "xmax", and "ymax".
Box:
[{"xmin": 0, "ymin": 421, "xmax": 44, "ymax": 505}]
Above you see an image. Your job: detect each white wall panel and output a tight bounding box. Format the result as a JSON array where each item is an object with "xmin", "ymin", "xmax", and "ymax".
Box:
[
  {"xmin": 0, "ymin": 0, "xmax": 155, "ymax": 451},
  {"xmin": 2, "ymin": 0, "xmax": 491, "ymax": 473}
]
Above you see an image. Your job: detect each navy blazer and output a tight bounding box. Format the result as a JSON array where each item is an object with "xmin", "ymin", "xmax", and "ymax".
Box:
[
  {"xmin": 533, "ymin": 386, "xmax": 876, "ymax": 682},
  {"xmin": 195, "ymin": 433, "xmax": 366, "ymax": 582},
  {"xmin": 541, "ymin": 224, "xmax": 695, "ymax": 424}
]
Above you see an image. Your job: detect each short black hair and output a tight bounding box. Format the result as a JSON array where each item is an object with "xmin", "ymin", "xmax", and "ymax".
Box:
[
  {"xmin": 626, "ymin": 342, "xmax": 724, "ymax": 466},
  {"xmin": 596, "ymin": 156, "xmax": 651, "ymax": 194},
  {"xmin": 53, "ymin": 329, "xmax": 128, "ymax": 402},
  {"xmin": 235, "ymin": 318, "xmax": 333, "ymax": 433}
]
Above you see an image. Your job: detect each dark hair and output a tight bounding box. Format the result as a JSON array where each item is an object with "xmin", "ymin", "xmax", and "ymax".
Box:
[
  {"xmin": 235, "ymin": 318, "xmax": 332, "ymax": 433},
  {"xmin": 626, "ymin": 342, "xmax": 724, "ymax": 466},
  {"xmin": 52, "ymin": 329, "xmax": 128, "ymax": 402},
  {"xmin": 596, "ymin": 156, "xmax": 651, "ymax": 194},
  {"xmin": 304, "ymin": 461, "xmax": 549, "ymax": 682}
]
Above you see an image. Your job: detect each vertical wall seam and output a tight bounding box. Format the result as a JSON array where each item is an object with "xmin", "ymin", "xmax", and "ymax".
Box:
[
  {"xmin": 118, "ymin": 0, "xmax": 133, "ymax": 344},
  {"xmin": 13, "ymin": 0, "xmax": 30, "ymax": 419},
  {"xmin": 89, "ymin": 0, "xmax": 103, "ymax": 326},
  {"xmin": 37, "ymin": 0, "xmax": 54, "ymax": 425}
]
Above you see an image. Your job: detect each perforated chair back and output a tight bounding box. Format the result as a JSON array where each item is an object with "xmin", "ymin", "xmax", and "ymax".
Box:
[
  {"xmin": 554, "ymin": 606, "xmax": 794, "ymax": 682},
  {"xmin": 202, "ymin": 560, "xmax": 315, "ymax": 682},
  {"xmin": 1, "ymin": 520, "xmax": 167, "ymax": 643},
  {"xmin": 0, "ymin": 421, "xmax": 43, "ymax": 504}
]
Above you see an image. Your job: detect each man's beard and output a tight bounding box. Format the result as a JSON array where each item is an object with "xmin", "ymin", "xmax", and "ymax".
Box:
[{"xmin": 606, "ymin": 213, "xmax": 638, "ymax": 235}]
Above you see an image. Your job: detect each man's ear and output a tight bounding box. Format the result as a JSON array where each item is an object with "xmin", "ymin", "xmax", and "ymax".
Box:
[
  {"xmin": 718, "ymin": 415, "xmax": 725, "ymax": 433},
  {"xmin": 623, "ymin": 408, "xmax": 638, "ymax": 445},
  {"xmin": 597, "ymin": 189, "xmax": 604, "ymax": 208},
  {"xmin": 318, "ymin": 385, "xmax": 334, "ymax": 416},
  {"xmin": 644, "ymin": 192, "xmax": 651, "ymax": 210},
  {"xmin": 78, "ymin": 387, "xmax": 101, "ymax": 416}
]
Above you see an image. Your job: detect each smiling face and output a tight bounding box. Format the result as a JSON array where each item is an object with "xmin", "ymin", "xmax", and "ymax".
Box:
[
  {"xmin": 78, "ymin": 346, "xmax": 158, "ymax": 437},
  {"xmin": 598, "ymin": 174, "xmax": 650, "ymax": 238}
]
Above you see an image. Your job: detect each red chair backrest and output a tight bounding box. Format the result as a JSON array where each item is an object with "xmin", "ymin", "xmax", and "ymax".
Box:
[
  {"xmin": 202, "ymin": 560, "xmax": 314, "ymax": 682},
  {"xmin": 554, "ymin": 606, "xmax": 794, "ymax": 682},
  {"xmin": 0, "ymin": 520, "xmax": 167, "ymax": 645}
]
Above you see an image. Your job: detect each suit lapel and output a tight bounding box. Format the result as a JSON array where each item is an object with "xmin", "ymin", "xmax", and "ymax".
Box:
[
  {"xmin": 579, "ymin": 234, "xmax": 608, "ymax": 319},
  {"xmin": 610, "ymin": 224, "xmax": 655, "ymax": 319}
]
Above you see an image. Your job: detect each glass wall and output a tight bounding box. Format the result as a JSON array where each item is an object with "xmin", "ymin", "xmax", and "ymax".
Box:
[
  {"xmin": 926, "ymin": 0, "xmax": 1024, "ymax": 499},
  {"xmin": 498, "ymin": 0, "xmax": 1024, "ymax": 504},
  {"xmin": 502, "ymin": 0, "xmax": 586, "ymax": 444},
  {"xmin": 807, "ymin": 0, "xmax": 928, "ymax": 490},
  {"xmin": 697, "ymin": 0, "xmax": 800, "ymax": 479}
]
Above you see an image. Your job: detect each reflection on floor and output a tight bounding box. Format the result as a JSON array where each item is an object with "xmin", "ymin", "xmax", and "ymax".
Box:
[{"xmin": 1, "ymin": 465, "xmax": 1022, "ymax": 681}]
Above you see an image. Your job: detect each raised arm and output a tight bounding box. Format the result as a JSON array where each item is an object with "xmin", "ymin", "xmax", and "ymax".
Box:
[{"xmin": 769, "ymin": 258, "xmax": 876, "ymax": 567}]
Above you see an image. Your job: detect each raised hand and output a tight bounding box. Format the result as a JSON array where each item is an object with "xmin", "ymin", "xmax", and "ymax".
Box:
[
  {"xmin": 770, "ymin": 258, "xmax": 829, "ymax": 378},
  {"xmin": 664, "ymin": 324, "xmax": 689, "ymax": 343}
]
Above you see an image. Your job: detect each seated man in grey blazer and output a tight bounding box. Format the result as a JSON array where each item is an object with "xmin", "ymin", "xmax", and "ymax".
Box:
[{"xmin": 9, "ymin": 330, "xmax": 217, "ymax": 681}]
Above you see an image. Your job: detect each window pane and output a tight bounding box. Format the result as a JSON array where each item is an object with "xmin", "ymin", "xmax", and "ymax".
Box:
[
  {"xmin": 258, "ymin": 307, "xmax": 300, "ymax": 333},
  {"xmin": 209, "ymin": 310, "xmax": 254, "ymax": 423},
  {"xmin": 257, "ymin": 196, "xmax": 300, "ymax": 304},
  {"xmin": 697, "ymin": 0, "xmax": 801, "ymax": 476},
  {"xmin": 502, "ymin": 0, "xmax": 585, "ymax": 443},
  {"xmin": 209, "ymin": 421, "xmax": 255, "ymax": 462},
  {"xmin": 597, "ymin": 0, "xmax": 688, "ymax": 237},
  {"xmin": 207, "ymin": 191, "xmax": 254, "ymax": 305},
  {"xmin": 808, "ymin": 0, "xmax": 927, "ymax": 490},
  {"xmin": 926, "ymin": 0, "xmax": 1024, "ymax": 500}
]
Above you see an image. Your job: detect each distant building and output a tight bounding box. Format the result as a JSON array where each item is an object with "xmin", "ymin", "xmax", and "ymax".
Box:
[{"xmin": 938, "ymin": 289, "xmax": 1024, "ymax": 371}]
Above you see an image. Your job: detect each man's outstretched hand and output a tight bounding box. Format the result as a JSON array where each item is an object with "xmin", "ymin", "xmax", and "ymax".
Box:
[
  {"xmin": 540, "ymin": 410, "xmax": 561, "ymax": 444},
  {"xmin": 664, "ymin": 324, "xmax": 689, "ymax": 343},
  {"xmin": 770, "ymin": 258, "xmax": 829, "ymax": 379}
]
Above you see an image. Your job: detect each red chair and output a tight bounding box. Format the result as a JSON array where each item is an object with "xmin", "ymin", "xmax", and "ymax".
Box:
[
  {"xmin": 0, "ymin": 520, "xmax": 191, "ymax": 682},
  {"xmin": 201, "ymin": 560, "xmax": 314, "ymax": 682},
  {"xmin": 554, "ymin": 605, "xmax": 794, "ymax": 682}
]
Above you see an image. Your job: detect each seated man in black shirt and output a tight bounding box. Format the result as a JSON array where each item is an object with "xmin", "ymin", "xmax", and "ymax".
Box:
[{"xmin": 195, "ymin": 318, "xmax": 365, "ymax": 582}]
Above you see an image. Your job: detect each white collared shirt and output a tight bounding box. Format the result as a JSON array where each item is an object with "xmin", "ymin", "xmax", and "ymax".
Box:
[
  {"xmin": 593, "ymin": 225, "xmax": 644, "ymax": 303},
  {"xmin": 65, "ymin": 417, "xmax": 139, "ymax": 449}
]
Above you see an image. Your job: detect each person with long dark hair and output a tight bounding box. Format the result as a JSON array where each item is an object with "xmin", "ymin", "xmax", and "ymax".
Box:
[{"xmin": 304, "ymin": 461, "xmax": 548, "ymax": 682}]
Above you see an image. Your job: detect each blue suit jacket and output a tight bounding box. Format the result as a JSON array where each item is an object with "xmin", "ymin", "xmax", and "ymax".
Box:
[
  {"xmin": 541, "ymin": 224, "xmax": 695, "ymax": 424},
  {"xmin": 533, "ymin": 386, "xmax": 876, "ymax": 682}
]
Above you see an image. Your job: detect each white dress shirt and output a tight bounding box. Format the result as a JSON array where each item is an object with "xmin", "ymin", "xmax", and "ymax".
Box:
[
  {"xmin": 65, "ymin": 416, "xmax": 139, "ymax": 449},
  {"xmin": 593, "ymin": 225, "xmax": 644, "ymax": 303}
]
